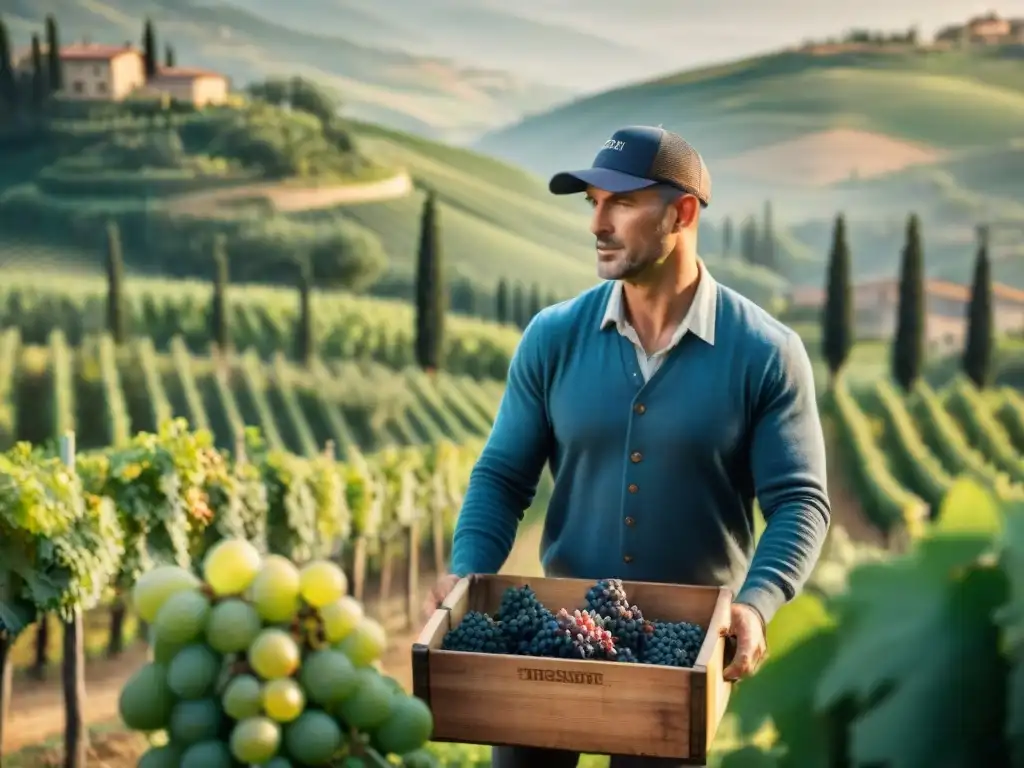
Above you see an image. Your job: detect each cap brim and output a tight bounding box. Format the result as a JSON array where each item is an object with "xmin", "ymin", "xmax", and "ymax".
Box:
[{"xmin": 548, "ymin": 168, "xmax": 658, "ymax": 195}]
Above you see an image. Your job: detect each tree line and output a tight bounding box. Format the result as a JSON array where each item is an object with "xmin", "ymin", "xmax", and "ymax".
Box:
[
  {"xmin": 718, "ymin": 201, "xmax": 779, "ymax": 271},
  {"xmin": 820, "ymin": 212, "xmax": 994, "ymax": 389},
  {"xmin": 0, "ymin": 13, "xmax": 175, "ymax": 116}
]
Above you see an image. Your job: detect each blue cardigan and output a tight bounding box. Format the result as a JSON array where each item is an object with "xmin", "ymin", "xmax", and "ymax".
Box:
[{"xmin": 449, "ymin": 279, "xmax": 831, "ymax": 625}]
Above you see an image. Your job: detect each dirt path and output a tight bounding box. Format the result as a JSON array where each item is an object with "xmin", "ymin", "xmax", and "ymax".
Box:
[
  {"xmin": 163, "ymin": 171, "xmax": 413, "ymax": 217},
  {"xmin": 824, "ymin": 429, "xmax": 887, "ymax": 548}
]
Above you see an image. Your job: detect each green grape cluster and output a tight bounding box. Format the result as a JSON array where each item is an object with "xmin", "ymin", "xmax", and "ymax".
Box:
[{"xmin": 119, "ymin": 538, "xmax": 437, "ymax": 767}]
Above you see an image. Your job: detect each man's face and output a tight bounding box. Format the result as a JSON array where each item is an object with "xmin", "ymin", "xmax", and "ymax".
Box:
[{"xmin": 585, "ymin": 186, "xmax": 686, "ymax": 282}]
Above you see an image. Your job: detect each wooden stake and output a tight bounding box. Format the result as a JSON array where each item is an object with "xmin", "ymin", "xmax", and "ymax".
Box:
[
  {"xmin": 60, "ymin": 432, "xmax": 87, "ymax": 768},
  {"xmin": 406, "ymin": 520, "xmax": 420, "ymax": 629}
]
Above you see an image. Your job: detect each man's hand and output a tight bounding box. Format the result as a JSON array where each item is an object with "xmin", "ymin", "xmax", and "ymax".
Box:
[
  {"xmin": 422, "ymin": 573, "xmax": 462, "ymax": 620},
  {"xmin": 721, "ymin": 603, "xmax": 767, "ymax": 682}
]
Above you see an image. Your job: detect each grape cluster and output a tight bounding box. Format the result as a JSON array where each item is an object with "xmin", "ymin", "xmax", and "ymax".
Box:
[
  {"xmin": 584, "ymin": 578, "xmax": 652, "ymax": 655},
  {"xmin": 498, "ymin": 585, "xmax": 555, "ymax": 651},
  {"xmin": 551, "ymin": 608, "xmax": 617, "ymax": 660},
  {"xmin": 441, "ymin": 611, "xmax": 509, "ymax": 654},
  {"xmin": 119, "ymin": 538, "xmax": 438, "ymax": 767},
  {"xmin": 440, "ymin": 580, "xmax": 706, "ymax": 669},
  {"xmin": 642, "ymin": 621, "xmax": 707, "ymax": 668}
]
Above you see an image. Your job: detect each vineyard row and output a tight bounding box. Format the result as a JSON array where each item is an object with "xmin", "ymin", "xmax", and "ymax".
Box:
[
  {"xmin": 0, "ymin": 327, "xmax": 505, "ymax": 457},
  {"xmin": 830, "ymin": 371, "xmax": 1024, "ymax": 537},
  {"xmin": 0, "ymin": 273, "xmax": 524, "ymax": 379},
  {"xmin": 0, "ymin": 418, "xmax": 479, "ymax": 637}
]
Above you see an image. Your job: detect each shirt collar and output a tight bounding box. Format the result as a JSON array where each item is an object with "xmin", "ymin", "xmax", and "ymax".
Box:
[{"xmin": 599, "ymin": 258, "xmax": 717, "ymax": 346}]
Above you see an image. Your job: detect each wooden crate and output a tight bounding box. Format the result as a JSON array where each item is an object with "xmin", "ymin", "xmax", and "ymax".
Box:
[{"xmin": 412, "ymin": 574, "xmax": 733, "ymax": 764}]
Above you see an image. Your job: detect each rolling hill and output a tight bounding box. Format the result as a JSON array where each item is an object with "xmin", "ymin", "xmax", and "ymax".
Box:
[
  {"xmin": 474, "ymin": 45, "xmax": 1024, "ymax": 285},
  {"xmin": 0, "ymin": 107, "xmax": 798, "ymax": 309},
  {"xmin": 0, "ymin": 0, "xmax": 568, "ymax": 142}
]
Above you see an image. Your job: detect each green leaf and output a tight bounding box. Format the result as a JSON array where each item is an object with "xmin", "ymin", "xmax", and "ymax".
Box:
[
  {"xmin": 934, "ymin": 478, "xmax": 1002, "ymax": 540},
  {"xmin": 717, "ymin": 745, "xmax": 783, "ymax": 768},
  {"xmin": 814, "ymin": 557, "xmax": 944, "ymax": 711},
  {"xmin": 995, "ymin": 509, "xmax": 1024, "ymax": 763},
  {"xmin": 847, "ymin": 565, "xmax": 1009, "ymax": 768},
  {"xmin": 730, "ymin": 595, "xmax": 839, "ymax": 766},
  {"xmin": 0, "ymin": 569, "xmax": 37, "ymax": 637}
]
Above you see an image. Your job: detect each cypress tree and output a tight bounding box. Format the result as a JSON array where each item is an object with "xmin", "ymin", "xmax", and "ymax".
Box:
[
  {"xmin": 511, "ymin": 282, "xmax": 525, "ymax": 329},
  {"xmin": 722, "ymin": 217, "xmax": 733, "ymax": 257},
  {"xmin": 963, "ymin": 231, "xmax": 993, "ymax": 388},
  {"xmin": 105, "ymin": 221, "xmax": 126, "ymax": 345},
  {"xmin": 760, "ymin": 201, "xmax": 776, "ymax": 271},
  {"xmin": 414, "ymin": 191, "xmax": 445, "ymax": 372},
  {"xmin": 495, "ymin": 278, "xmax": 510, "ymax": 324},
  {"xmin": 210, "ymin": 234, "xmax": 229, "ymax": 351},
  {"xmin": 528, "ymin": 283, "xmax": 543, "ymax": 321},
  {"xmin": 30, "ymin": 34, "xmax": 45, "ymax": 110},
  {"xmin": 821, "ymin": 213, "xmax": 853, "ymax": 384},
  {"xmin": 0, "ymin": 16, "xmax": 17, "ymax": 110},
  {"xmin": 45, "ymin": 15, "xmax": 62, "ymax": 93},
  {"xmin": 892, "ymin": 214, "xmax": 926, "ymax": 390},
  {"xmin": 164, "ymin": 43, "xmax": 175, "ymax": 68},
  {"xmin": 142, "ymin": 19, "xmax": 157, "ymax": 79},
  {"xmin": 296, "ymin": 258, "xmax": 314, "ymax": 366},
  {"xmin": 740, "ymin": 217, "xmax": 758, "ymax": 265}
]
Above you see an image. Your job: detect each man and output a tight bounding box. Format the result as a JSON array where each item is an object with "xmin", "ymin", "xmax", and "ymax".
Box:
[{"xmin": 425, "ymin": 125, "xmax": 831, "ymax": 767}]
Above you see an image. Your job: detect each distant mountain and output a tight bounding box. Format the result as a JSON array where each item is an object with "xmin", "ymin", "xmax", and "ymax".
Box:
[{"xmin": 0, "ymin": 0, "xmax": 570, "ymax": 143}]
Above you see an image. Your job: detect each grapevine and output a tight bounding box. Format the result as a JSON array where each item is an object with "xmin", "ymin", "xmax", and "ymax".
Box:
[{"xmin": 441, "ymin": 579, "xmax": 706, "ymax": 667}]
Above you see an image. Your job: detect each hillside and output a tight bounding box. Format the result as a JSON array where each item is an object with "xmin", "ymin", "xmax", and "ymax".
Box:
[
  {"xmin": 0, "ymin": 0, "xmax": 568, "ymax": 142},
  {"xmin": 0, "ymin": 101, "xmax": 796, "ymax": 309},
  {"xmin": 475, "ymin": 45, "xmax": 1024, "ymax": 285}
]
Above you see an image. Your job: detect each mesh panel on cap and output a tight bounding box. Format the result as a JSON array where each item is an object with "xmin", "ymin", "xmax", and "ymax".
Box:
[{"xmin": 649, "ymin": 130, "xmax": 712, "ymax": 206}]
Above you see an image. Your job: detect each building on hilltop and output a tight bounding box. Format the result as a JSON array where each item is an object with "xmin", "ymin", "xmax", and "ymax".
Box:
[
  {"xmin": 140, "ymin": 67, "xmax": 229, "ymax": 107},
  {"xmin": 14, "ymin": 42, "xmax": 146, "ymax": 101},
  {"xmin": 789, "ymin": 278, "xmax": 1024, "ymax": 352},
  {"xmin": 12, "ymin": 40, "xmax": 228, "ymax": 107},
  {"xmin": 935, "ymin": 12, "xmax": 1024, "ymax": 45}
]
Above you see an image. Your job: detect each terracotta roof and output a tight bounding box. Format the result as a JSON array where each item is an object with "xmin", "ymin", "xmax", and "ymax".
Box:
[
  {"xmin": 791, "ymin": 278, "xmax": 1024, "ymax": 307},
  {"xmin": 154, "ymin": 67, "xmax": 225, "ymax": 80},
  {"xmin": 60, "ymin": 44, "xmax": 141, "ymax": 61}
]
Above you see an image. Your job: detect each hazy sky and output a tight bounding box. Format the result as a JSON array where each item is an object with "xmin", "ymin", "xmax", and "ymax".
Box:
[{"xmin": 467, "ymin": 0, "xmax": 1024, "ymax": 90}]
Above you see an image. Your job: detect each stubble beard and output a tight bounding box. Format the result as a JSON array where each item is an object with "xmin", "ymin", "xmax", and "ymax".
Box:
[{"xmin": 596, "ymin": 219, "xmax": 671, "ymax": 282}]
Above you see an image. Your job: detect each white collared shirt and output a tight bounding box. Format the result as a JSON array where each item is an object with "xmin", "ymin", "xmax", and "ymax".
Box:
[{"xmin": 599, "ymin": 260, "xmax": 718, "ymax": 381}]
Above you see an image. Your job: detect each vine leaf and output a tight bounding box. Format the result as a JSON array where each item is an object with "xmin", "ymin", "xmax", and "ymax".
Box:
[
  {"xmin": 729, "ymin": 593, "xmax": 838, "ymax": 766},
  {"xmin": 995, "ymin": 505, "xmax": 1024, "ymax": 764},
  {"xmin": 848, "ymin": 564, "xmax": 1008, "ymax": 768}
]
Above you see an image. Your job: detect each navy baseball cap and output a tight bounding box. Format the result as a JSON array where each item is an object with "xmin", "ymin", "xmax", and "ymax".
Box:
[{"xmin": 549, "ymin": 125, "xmax": 712, "ymax": 207}]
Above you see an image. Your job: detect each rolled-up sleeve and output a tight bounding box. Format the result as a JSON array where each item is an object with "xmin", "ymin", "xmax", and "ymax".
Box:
[{"xmin": 736, "ymin": 331, "xmax": 831, "ymax": 625}]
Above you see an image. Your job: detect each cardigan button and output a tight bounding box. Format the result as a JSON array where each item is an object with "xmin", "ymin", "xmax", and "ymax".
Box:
[
  {"xmin": 633, "ymin": 403, "xmax": 646, "ymax": 415},
  {"xmin": 624, "ymin": 516, "xmax": 635, "ymax": 527},
  {"xmin": 628, "ymin": 483, "xmax": 638, "ymax": 493},
  {"xmin": 623, "ymin": 554, "xmax": 634, "ymax": 564},
  {"xmin": 630, "ymin": 451, "xmax": 643, "ymax": 463}
]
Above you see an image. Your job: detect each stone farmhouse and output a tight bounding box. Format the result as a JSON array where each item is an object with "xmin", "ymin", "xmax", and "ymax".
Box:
[
  {"xmin": 935, "ymin": 12, "xmax": 1024, "ymax": 45},
  {"xmin": 14, "ymin": 42, "xmax": 229, "ymax": 107}
]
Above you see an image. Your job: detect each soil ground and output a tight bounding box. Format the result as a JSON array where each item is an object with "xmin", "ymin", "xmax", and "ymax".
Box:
[
  {"xmin": 717, "ymin": 128, "xmax": 944, "ymax": 186},
  {"xmin": 2, "ymin": 445, "xmax": 876, "ymax": 764},
  {"xmin": 162, "ymin": 171, "xmax": 413, "ymax": 217}
]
